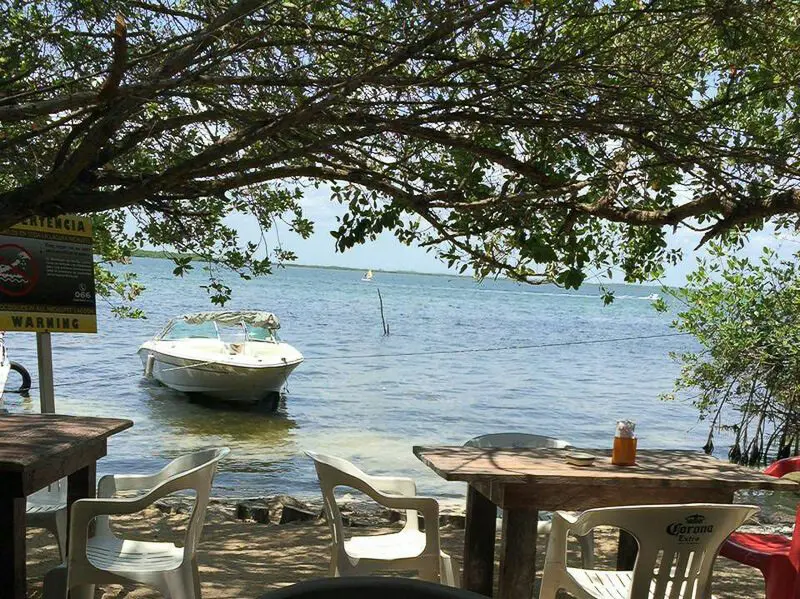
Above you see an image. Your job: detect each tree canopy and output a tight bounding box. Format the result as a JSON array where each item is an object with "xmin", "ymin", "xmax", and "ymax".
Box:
[{"xmin": 1, "ymin": 0, "xmax": 799, "ymax": 302}]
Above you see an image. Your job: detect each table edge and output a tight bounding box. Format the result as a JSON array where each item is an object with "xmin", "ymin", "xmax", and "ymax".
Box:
[
  {"xmin": 412, "ymin": 445, "xmax": 800, "ymax": 490},
  {"xmin": 0, "ymin": 416, "xmax": 134, "ymax": 472}
]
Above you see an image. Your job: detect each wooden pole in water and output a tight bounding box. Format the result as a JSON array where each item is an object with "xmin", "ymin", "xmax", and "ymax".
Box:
[{"xmin": 377, "ymin": 288, "xmax": 389, "ymax": 336}]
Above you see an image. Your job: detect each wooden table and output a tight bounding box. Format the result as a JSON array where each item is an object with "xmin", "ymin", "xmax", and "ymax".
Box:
[
  {"xmin": 414, "ymin": 446, "xmax": 797, "ymax": 599},
  {"xmin": 0, "ymin": 414, "xmax": 133, "ymax": 599}
]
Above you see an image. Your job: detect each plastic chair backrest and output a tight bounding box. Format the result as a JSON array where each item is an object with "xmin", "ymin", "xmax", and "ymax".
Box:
[
  {"xmin": 789, "ymin": 500, "xmax": 800, "ymax": 574},
  {"xmin": 306, "ymin": 451, "xmax": 415, "ymax": 546},
  {"xmin": 762, "ymin": 457, "xmax": 800, "ymax": 571},
  {"xmin": 256, "ymin": 576, "xmax": 488, "ymax": 599},
  {"xmin": 575, "ymin": 504, "xmax": 757, "ymax": 599},
  {"xmin": 106, "ymin": 447, "xmax": 229, "ymax": 558},
  {"xmin": 174, "ymin": 447, "xmax": 229, "ymax": 556},
  {"xmin": 464, "ymin": 432, "xmax": 572, "ymax": 449},
  {"xmin": 764, "ymin": 456, "xmax": 800, "ymax": 478}
]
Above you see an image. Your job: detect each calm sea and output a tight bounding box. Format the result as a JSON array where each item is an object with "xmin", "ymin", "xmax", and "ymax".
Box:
[{"xmin": 2, "ymin": 258, "xmax": 712, "ymax": 501}]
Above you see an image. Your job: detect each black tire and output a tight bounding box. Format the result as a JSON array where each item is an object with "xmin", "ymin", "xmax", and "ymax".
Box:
[{"xmin": 8, "ymin": 361, "xmax": 32, "ymax": 392}]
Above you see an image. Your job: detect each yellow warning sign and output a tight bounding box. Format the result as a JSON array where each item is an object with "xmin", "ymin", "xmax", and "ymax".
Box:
[{"xmin": 0, "ymin": 215, "xmax": 97, "ymax": 333}]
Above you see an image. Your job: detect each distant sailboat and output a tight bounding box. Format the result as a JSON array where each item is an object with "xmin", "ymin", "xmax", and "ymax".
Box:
[{"xmin": 361, "ymin": 269, "xmax": 374, "ymax": 282}]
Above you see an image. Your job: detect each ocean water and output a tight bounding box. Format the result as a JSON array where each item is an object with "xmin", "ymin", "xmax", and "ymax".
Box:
[{"xmin": 1, "ymin": 258, "xmax": 711, "ymax": 501}]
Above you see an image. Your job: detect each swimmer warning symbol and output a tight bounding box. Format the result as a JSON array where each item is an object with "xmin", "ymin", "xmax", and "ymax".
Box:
[
  {"xmin": 0, "ymin": 244, "xmax": 39, "ymax": 296},
  {"xmin": 0, "ymin": 216, "xmax": 97, "ymax": 333}
]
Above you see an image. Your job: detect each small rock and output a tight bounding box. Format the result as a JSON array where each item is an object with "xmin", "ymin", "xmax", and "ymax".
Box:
[
  {"xmin": 280, "ymin": 504, "xmax": 318, "ymax": 524},
  {"xmin": 236, "ymin": 495, "xmax": 320, "ymax": 525},
  {"xmin": 383, "ymin": 509, "xmax": 403, "ymax": 523},
  {"xmin": 155, "ymin": 501, "xmax": 173, "ymax": 515},
  {"xmin": 236, "ymin": 500, "xmax": 271, "ymax": 524},
  {"xmin": 440, "ymin": 513, "xmax": 466, "ymax": 529},
  {"xmin": 270, "ymin": 495, "xmax": 314, "ymax": 524}
]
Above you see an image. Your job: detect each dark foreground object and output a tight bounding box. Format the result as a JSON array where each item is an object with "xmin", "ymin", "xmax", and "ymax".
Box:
[{"xmin": 258, "ymin": 577, "xmax": 486, "ymax": 599}]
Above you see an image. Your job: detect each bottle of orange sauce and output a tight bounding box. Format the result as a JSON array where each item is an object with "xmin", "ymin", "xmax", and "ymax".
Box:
[{"xmin": 612, "ymin": 420, "xmax": 637, "ymax": 466}]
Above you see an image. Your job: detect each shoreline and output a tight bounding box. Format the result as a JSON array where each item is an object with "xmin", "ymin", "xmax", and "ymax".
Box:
[
  {"xmin": 124, "ymin": 250, "xmax": 665, "ymax": 288},
  {"xmin": 126, "ymin": 250, "xmax": 469, "ymax": 279},
  {"xmin": 185, "ymin": 494, "xmax": 794, "ymax": 536}
]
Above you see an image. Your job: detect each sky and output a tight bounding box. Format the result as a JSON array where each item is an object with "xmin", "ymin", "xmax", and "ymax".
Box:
[{"xmin": 225, "ymin": 185, "xmax": 798, "ymax": 287}]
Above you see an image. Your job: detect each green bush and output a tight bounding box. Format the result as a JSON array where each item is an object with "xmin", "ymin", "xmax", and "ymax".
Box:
[{"xmin": 664, "ymin": 243, "xmax": 800, "ymax": 465}]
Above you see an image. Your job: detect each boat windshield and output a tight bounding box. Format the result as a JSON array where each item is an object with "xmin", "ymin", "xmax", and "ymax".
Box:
[
  {"xmin": 161, "ymin": 320, "xmax": 218, "ymax": 340},
  {"xmin": 159, "ymin": 319, "xmax": 279, "ymax": 343},
  {"xmin": 245, "ymin": 325, "xmax": 280, "ymax": 343}
]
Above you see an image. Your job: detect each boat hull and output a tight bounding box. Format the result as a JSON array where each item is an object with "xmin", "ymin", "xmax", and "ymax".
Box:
[{"xmin": 138, "ymin": 346, "xmax": 302, "ymax": 403}]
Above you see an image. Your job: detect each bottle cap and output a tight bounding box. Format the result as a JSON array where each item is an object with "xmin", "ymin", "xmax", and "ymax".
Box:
[{"xmin": 616, "ymin": 420, "xmax": 636, "ymax": 438}]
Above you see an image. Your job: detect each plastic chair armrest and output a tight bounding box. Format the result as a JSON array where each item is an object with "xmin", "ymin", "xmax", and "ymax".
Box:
[
  {"xmin": 543, "ymin": 511, "xmax": 579, "ymax": 566},
  {"xmin": 560, "ymin": 508, "xmax": 667, "ymax": 539},
  {"xmin": 68, "ymin": 491, "xmax": 165, "ymax": 566},
  {"xmin": 414, "ymin": 497, "xmax": 442, "ymax": 552},
  {"xmin": 553, "ymin": 511, "xmax": 579, "ymax": 526},
  {"xmin": 549, "ymin": 511, "xmax": 579, "ymax": 540},
  {"xmin": 353, "ymin": 481, "xmax": 440, "ymax": 541},
  {"xmin": 97, "ymin": 473, "xmax": 163, "ymax": 497},
  {"xmin": 370, "ymin": 476, "xmax": 417, "ymax": 497},
  {"xmin": 98, "ymin": 454, "xmax": 199, "ymax": 497},
  {"xmin": 364, "ymin": 487, "xmax": 438, "ymax": 516},
  {"xmin": 367, "ymin": 492, "xmax": 441, "ymax": 553}
]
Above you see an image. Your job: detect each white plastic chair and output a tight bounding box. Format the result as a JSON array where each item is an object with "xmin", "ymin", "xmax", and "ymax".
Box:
[
  {"xmin": 538, "ymin": 503, "xmax": 759, "ymax": 599},
  {"xmin": 27, "ymin": 477, "xmax": 68, "ymax": 560},
  {"xmin": 306, "ymin": 451, "xmax": 459, "ymax": 586},
  {"xmin": 463, "ymin": 433, "xmax": 594, "ymax": 569},
  {"xmin": 47, "ymin": 447, "xmax": 229, "ymax": 599}
]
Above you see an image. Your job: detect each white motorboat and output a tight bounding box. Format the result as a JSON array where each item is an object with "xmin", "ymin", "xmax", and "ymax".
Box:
[
  {"xmin": 361, "ymin": 269, "xmax": 373, "ymax": 282},
  {"xmin": 646, "ymin": 293, "xmax": 660, "ymax": 301},
  {"xmin": 138, "ymin": 311, "xmax": 303, "ymax": 409}
]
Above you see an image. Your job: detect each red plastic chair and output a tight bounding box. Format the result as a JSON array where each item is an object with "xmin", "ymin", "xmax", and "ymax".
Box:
[
  {"xmin": 766, "ymin": 457, "xmax": 800, "ymax": 479},
  {"xmin": 720, "ymin": 457, "xmax": 800, "ymax": 599}
]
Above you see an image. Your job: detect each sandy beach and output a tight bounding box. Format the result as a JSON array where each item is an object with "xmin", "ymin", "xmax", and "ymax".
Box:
[{"xmin": 25, "ymin": 499, "xmax": 765, "ymax": 599}]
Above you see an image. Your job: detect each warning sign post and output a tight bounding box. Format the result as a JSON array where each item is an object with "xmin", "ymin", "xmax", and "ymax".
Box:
[{"xmin": 0, "ymin": 215, "xmax": 97, "ymax": 412}]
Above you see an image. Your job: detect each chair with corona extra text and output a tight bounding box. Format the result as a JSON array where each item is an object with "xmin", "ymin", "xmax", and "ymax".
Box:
[
  {"xmin": 538, "ymin": 503, "xmax": 758, "ymax": 599},
  {"xmin": 720, "ymin": 456, "xmax": 800, "ymax": 599}
]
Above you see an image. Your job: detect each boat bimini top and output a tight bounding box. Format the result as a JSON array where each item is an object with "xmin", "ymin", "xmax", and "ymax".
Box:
[{"xmin": 182, "ymin": 310, "xmax": 280, "ymax": 329}]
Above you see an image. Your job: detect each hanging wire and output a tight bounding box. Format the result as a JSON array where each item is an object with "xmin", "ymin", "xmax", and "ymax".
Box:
[{"xmin": 309, "ymin": 331, "xmax": 690, "ymax": 361}]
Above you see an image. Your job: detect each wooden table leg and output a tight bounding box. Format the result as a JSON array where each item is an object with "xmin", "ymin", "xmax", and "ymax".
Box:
[
  {"xmin": 498, "ymin": 508, "xmax": 538, "ymax": 599},
  {"xmin": 67, "ymin": 462, "xmax": 96, "ymax": 537},
  {"xmin": 463, "ymin": 485, "xmax": 497, "ymax": 596},
  {"xmin": 0, "ymin": 496, "xmax": 27, "ymax": 599},
  {"xmin": 617, "ymin": 530, "xmax": 638, "ymax": 570},
  {"xmin": 66, "ymin": 463, "xmax": 97, "ymax": 599}
]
